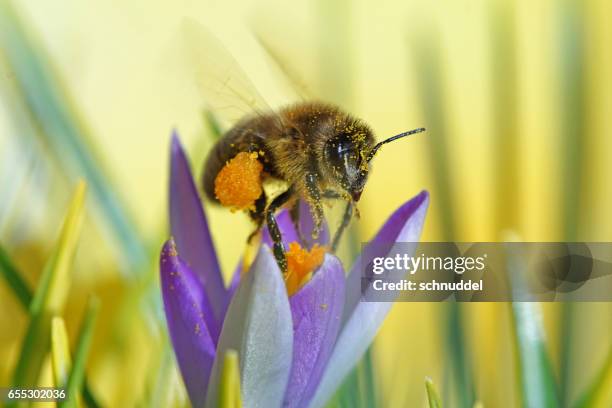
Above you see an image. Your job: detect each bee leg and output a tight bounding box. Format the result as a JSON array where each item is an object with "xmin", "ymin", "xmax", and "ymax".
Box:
[
  {"xmin": 304, "ymin": 173, "xmax": 324, "ymax": 239},
  {"xmin": 322, "ymin": 190, "xmax": 342, "ymax": 199},
  {"xmin": 331, "ymin": 201, "xmax": 353, "ymax": 252},
  {"xmin": 265, "ymin": 190, "xmax": 292, "ymax": 273}
]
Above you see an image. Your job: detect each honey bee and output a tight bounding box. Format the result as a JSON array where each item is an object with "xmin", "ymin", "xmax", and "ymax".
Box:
[
  {"xmin": 175, "ymin": 19, "xmax": 424, "ymax": 272},
  {"xmin": 202, "ymin": 102, "xmax": 424, "ymax": 272}
]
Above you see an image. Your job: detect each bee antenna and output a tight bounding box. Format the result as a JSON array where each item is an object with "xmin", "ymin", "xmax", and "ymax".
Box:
[{"xmin": 367, "ymin": 127, "xmax": 426, "ymax": 162}]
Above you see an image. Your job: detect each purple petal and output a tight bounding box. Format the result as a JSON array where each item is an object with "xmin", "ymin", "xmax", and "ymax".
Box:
[
  {"xmin": 284, "ymin": 255, "xmax": 345, "ymax": 408},
  {"xmin": 169, "ymin": 132, "xmax": 226, "ymax": 328},
  {"xmin": 262, "ymin": 201, "xmax": 329, "ymax": 249},
  {"xmin": 205, "ymin": 247, "xmax": 293, "ymax": 408},
  {"xmin": 160, "ymin": 239, "xmax": 216, "ymax": 408},
  {"xmin": 309, "ymin": 191, "xmax": 429, "ymax": 408},
  {"xmin": 342, "ymin": 190, "xmax": 430, "ymax": 322}
]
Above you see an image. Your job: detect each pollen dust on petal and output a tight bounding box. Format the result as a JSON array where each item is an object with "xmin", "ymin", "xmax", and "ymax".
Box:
[
  {"xmin": 214, "ymin": 152, "xmax": 263, "ymax": 211},
  {"xmin": 285, "ymin": 242, "xmax": 327, "ymax": 296}
]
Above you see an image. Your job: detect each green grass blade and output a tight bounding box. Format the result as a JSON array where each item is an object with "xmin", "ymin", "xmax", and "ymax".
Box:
[
  {"xmin": 1, "ymin": 240, "xmax": 99, "ymax": 407},
  {"xmin": 204, "ymin": 110, "xmax": 225, "ymax": 140},
  {"xmin": 559, "ymin": 0, "xmax": 586, "ymax": 243},
  {"xmin": 61, "ymin": 296, "xmax": 100, "ymax": 408},
  {"xmin": 558, "ymin": 1, "xmax": 587, "ymax": 404},
  {"xmin": 511, "ymin": 301, "xmax": 559, "ymax": 408},
  {"xmin": 572, "ymin": 347, "xmax": 612, "ymax": 408},
  {"xmin": 445, "ymin": 303, "xmax": 475, "ymax": 408},
  {"xmin": 82, "ymin": 386, "xmax": 101, "ymax": 408},
  {"xmin": 30, "ymin": 181, "xmax": 87, "ymax": 315},
  {"xmin": 332, "ymin": 361, "xmax": 360, "ymax": 408},
  {"xmin": 358, "ymin": 347, "xmax": 378, "ymax": 408},
  {"xmin": 51, "ymin": 317, "xmax": 72, "ymax": 387},
  {"xmin": 506, "ymin": 242, "xmax": 559, "ymax": 407},
  {"xmin": 11, "ymin": 181, "xmax": 86, "ymax": 390},
  {"xmin": 330, "ymin": 347, "xmax": 381, "ymax": 408},
  {"xmin": 425, "ymin": 377, "xmax": 443, "ymax": 408},
  {"xmin": 219, "ymin": 349, "xmax": 242, "ymax": 408},
  {"xmin": 559, "ymin": 302, "xmax": 575, "ymax": 407},
  {"xmin": 341, "ymin": 368, "xmax": 360, "ymax": 408},
  {"xmin": 52, "ymin": 317, "xmax": 83, "ymax": 408},
  {"xmin": 138, "ymin": 337, "xmax": 174, "ymax": 408},
  {"xmin": 0, "ymin": 2, "xmax": 148, "ymax": 274},
  {"xmin": 0, "ymin": 243, "xmax": 32, "ymax": 307}
]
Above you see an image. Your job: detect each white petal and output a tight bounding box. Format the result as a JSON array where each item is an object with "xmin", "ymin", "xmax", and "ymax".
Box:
[{"xmin": 206, "ymin": 247, "xmax": 293, "ymax": 408}]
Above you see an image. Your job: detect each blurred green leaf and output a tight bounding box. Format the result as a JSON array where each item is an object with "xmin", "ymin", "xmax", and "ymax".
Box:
[
  {"xmin": 511, "ymin": 301, "xmax": 559, "ymax": 407},
  {"xmin": 61, "ymin": 296, "xmax": 100, "ymax": 408},
  {"xmin": 0, "ymin": 243, "xmax": 99, "ymax": 408},
  {"xmin": 358, "ymin": 347, "xmax": 378, "ymax": 408},
  {"xmin": 52, "ymin": 317, "xmax": 83, "ymax": 408},
  {"xmin": 204, "ymin": 110, "xmax": 225, "ymax": 140},
  {"xmin": 219, "ymin": 349, "xmax": 241, "ymax": 408},
  {"xmin": 138, "ymin": 337, "xmax": 174, "ymax": 408},
  {"xmin": 0, "ymin": 1, "xmax": 148, "ymax": 275},
  {"xmin": 11, "ymin": 181, "xmax": 86, "ymax": 391},
  {"xmin": 82, "ymin": 386, "xmax": 101, "ymax": 408},
  {"xmin": 0, "ymin": 243, "xmax": 32, "ymax": 307},
  {"xmin": 559, "ymin": 0, "xmax": 587, "ymax": 243},
  {"xmin": 425, "ymin": 377, "xmax": 442, "ymax": 408},
  {"xmin": 330, "ymin": 358, "xmax": 360, "ymax": 408},
  {"xmin": 445, "ymin": 303, "xmax": 475, "ymax": 408},
  {"xmin": 572, "ymin": 347, "xmax": 612, "ymax": 408},
  {"xmin": 506, "ymin": 242, "xmax": 559, "ymax": 407},
  {"xmin": 558, "ymin": 1, "xmax": 587, "ymax": 404},
  {"xmin": 31, "ymin": 181, "xmax": 86, "ymax": 315},
  {"xmin": 559, "ymin": 302, "xmax": 575, "ymax": 407},
  {"xmin": 330, "ymin": 347, "xmax": 379, "ymax": 408},
  {"xmin": 51, "ymin": 317, "xmax": 72, "ymax": 388}
]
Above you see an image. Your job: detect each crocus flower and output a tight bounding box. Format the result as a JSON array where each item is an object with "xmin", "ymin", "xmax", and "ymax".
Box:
[{"xmin": 160, "ymin": 132, "xmax": 429, "ymax": 408}]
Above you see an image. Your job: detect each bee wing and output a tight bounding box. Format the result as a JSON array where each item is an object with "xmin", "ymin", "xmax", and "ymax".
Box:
[
  {"xmin": 179, "ymin": 18, "xmax": 273, "ymax": 128},
  {"xmin": 253, "ymin": 33, "xmax": 316, "ymax": 102}
]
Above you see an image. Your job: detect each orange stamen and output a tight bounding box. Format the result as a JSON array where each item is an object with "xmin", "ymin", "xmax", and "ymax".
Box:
[{"xmin": 284, "ymin": 242, "xmax": 327, "ymax": 296}]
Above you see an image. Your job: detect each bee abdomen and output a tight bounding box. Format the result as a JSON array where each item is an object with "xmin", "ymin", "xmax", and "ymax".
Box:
[{"xmin": 202, "ymin": 118, "xmax": 274, "ymax": 203}]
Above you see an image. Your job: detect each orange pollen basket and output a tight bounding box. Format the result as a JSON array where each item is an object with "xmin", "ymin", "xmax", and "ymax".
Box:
[{"xmin": 214, "ymin": 152, "xmax": 263, "ymax": 211}]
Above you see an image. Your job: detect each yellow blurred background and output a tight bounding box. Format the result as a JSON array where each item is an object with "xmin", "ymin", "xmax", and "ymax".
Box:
[{"xmin": 0, "ymin": 0, "xmax": 610, "ymax": 406}]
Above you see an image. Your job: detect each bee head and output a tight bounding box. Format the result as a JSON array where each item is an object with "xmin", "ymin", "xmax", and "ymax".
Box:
[
  {"xmin": 323, "ymin": 125, "xmax": 426, "ymax": 202},
  {"xmin": 323, "ymin": 123, "xmax": 374, "ymax": 202}
]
